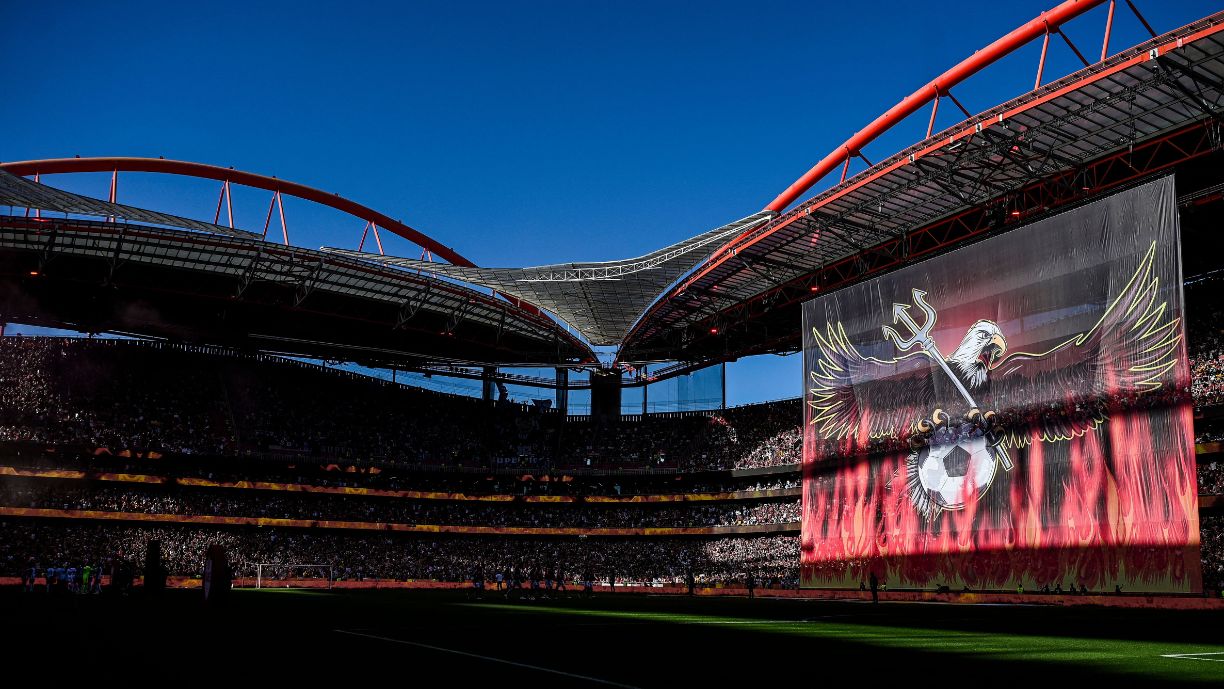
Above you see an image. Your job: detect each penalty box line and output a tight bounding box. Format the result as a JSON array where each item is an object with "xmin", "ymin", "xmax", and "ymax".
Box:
[
  {"xmin": 1160, "ymin": 652, "xmax": 1224, "ymax": 662},
  {"xmin": 333, "ymin": 629, "xmax": 643, "ymax": 688}
]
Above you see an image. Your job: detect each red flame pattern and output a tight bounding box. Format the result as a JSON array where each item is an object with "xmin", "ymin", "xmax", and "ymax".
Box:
[{"xmin": 801, "ymin": 400, "xmax": 1201, "ymax": 592}]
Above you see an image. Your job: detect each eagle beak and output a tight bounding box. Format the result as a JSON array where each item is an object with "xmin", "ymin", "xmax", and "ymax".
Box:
[{"xmin": 988, "ymin": 333, "xmax": 1007, "ymax": 369}]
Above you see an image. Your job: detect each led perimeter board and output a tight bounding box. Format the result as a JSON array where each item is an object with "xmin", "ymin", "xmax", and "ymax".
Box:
[{"xmin": 800, "ymin": 177, "xmax": 1200, "ymax": 593}]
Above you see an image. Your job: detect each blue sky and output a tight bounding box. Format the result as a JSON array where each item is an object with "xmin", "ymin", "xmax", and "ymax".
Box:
[{"xmin": 2, "ymin": 0, "xmax": 1217, "ymax": 406}]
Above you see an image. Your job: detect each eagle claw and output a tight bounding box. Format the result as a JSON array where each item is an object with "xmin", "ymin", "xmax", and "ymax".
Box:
[{"xmin": 916, "ymin": 409, "xmax": 951, "ymax": 434}]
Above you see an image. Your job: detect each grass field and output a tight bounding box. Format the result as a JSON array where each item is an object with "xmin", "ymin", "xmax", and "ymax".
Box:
[{"xmin": 4, "ymin": 588, "xmax": 1223, "ymax": 685}]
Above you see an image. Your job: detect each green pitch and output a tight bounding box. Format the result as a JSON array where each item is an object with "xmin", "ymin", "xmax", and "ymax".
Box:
[{"xmin": 3, "ymin": 588, "xmax": 1222, "ymax": 685}]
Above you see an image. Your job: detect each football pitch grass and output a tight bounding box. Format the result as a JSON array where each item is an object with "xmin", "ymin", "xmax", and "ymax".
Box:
[{"xmin": 4, "ymin": 588, "xmax": 1223, "ymax": 685}]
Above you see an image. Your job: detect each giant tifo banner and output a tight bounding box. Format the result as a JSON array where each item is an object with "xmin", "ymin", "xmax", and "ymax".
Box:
[{"xmin": 800, "ymin": 176, "xmax": 1201, "ymax": 593}]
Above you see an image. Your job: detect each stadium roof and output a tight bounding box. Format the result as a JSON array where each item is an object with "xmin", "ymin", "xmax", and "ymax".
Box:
[
  {"xmin": 0, "ymin": 169, "xmax": 259, "ymax": 239},
  {"xmin": 0, "ymin": 173, "xmax": 592, "ymax": 366},
  {"xmin": 619, "ymin": 10, "xmax": 1224, "ymax": 362},
  {"xmin": 321, "ymin": 211, "xmax": 774, "ymax": 346},
  {"xmin": 3, "ymin": 4, "xmax": 1222, "ymax": 373}
]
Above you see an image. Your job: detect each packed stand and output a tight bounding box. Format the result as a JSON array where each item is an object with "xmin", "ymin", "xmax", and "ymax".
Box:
[
  {"xmin": 0, "ymin": 337, "xmax": 802, "ymax": 472},
  {"xmin": 1200, "ymin": 460, "xmax": 1224, "ymax": 495},
  {"xmin": 0, "ymin": 449, "xmax": 800, "ymax": 497},
  {"xmin": 0, "ymin": 480, "xmax": 800, "ymax": 529},
  {"xmin": 1189, "ymin": 281, "xmax": 1224, "ymax": 411},
  {"xmin": 1196, "ymin": 416, "xmax": 1224, "ymax": 444},
  {"xmin": 1202, "ymin": 515, "xmax": 1224, "ymax": 593},
  {"xmin": 559, "ymin": 399, "xmax": 803, "ymax": 472},
  {"xmin": 0, "ymin": 521, "xmax": 800, "ymax": 586}
]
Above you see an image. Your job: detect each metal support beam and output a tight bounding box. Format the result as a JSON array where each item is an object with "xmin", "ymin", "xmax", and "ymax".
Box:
[
  {"xmin": 1102, "ymin": 0, "xmax": 1116, "ymax": 61},
  {"xmin": 765, "ymin": 0, "xmax": 1107, "ymax": 213},
  {"xmin": 651, "ymin": 120, "xmax": 1219, "ymax": 361},
  {"xmin": 556, "ymin": 367, "xmax": 569, "ymax": 415},
  {"xmin": 642, "ymin": 374, "xmax": 648, "ymax": 415},
  {"xmin": 927, "ymin": 95, "xmax": 942, "ymax": 138},
  {"xmin": 482, "ymin": 366, "xmax": 495, "ymax": 402},
  {"xmin": 1057, "ymin": 28, "xmax": 1092, "ymax": 67},
  {"xmin": 276, "ymin": 190, "xmax": 289, "ymax": 245},
  {"xmin": 395, "ymin": 282, "xmax": 433, "ymax": 329},
  {"xmin": 0, "ymin": 156, "xmax": 475, "ymax": 267},
  {"xmin": 720, "ymin": 361, "xmax": 727, "ymax": 410},
  {"xmin": 1125, "ymin": 0, "xmax": 1157, "ymax": 38},
  {"xmin": 1036, "ymin": 29, "xmax": 1052, "ymax": 88}
]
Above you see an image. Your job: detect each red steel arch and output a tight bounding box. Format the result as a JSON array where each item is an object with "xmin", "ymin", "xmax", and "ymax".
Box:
[
  {"xmin": 0, "ymin": 156, "xmax": 475, "ymax": 267},
  {"xmin": 765, "ymin": 0, "xmax": 1108, "ymax": 213}
]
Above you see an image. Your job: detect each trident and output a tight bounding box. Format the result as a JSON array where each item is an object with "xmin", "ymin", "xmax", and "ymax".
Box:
[{"xmin": 882, "ymin": 289, "xmax": 1013, "ymax": 471}]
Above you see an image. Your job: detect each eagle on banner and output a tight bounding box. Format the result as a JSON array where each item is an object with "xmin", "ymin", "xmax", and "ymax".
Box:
[{"xmin": 806, "ymin": 241, "xmax": 1182, "ymax": 518}]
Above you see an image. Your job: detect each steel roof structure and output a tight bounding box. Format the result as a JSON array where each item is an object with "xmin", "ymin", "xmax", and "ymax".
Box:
[
  {"xmin": 0, "ymin": 173, "xmax": 591, "ymax": 366},
  {"xmin": 620, "ymin": 6, "xmax": 1224, "ymax": 362},
  {"xmin": 3, "ymin": 1, "xmax": 1222, "ymax": 376},
  {"xmin": 0, "ymin": 157, "xmax": 473, "ymax": 266},
  {"xmin": 0, "ymin": 215, "xmax": 591, "ymax": 365},
  {"xmin": 321, "ymin": 211, "xmax": 774, "ymax": 345},
  {"xmin": 0, "ymin": 169, "xmax": 259, "ymax": 239}
]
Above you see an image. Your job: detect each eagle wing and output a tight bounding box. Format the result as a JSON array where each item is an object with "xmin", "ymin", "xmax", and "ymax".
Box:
[
  {"xmin": 985, "ymin": 241, "xmax": 1181, "ymax": 449},
  {"xmin": 807, "ymin": 321, "xmax": 936, "ymax": 441}
]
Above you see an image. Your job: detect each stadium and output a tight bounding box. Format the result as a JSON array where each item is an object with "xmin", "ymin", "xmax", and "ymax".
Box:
[{"xmin": 2, "ymin": 0, "xmax": 1224, "ymax": 684}]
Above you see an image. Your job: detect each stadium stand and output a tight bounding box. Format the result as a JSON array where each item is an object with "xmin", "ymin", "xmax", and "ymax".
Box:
[
  {"xmin": 0, "ymin": 523, "xmax": 800, "ymax": 587},
  {"xmin": 0, "ymin": 480, "xmax": 800, "ymax": 528},
  {"xmin": 3, "ymin": 5, "xmax": 1224, "ymax": 602},
  {"xmin": 1, "ymin": 330, "xmax": 1223, "ymax": 592},
  {"xmin": 0, "ymin": 337, "xmax": 801, "ymax": 473}
]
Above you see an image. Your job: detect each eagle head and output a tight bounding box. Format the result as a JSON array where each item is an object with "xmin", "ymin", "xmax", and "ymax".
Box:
[{"xmin": 948, "ymin": 320, "xmax": 1007, "ymax": 389}]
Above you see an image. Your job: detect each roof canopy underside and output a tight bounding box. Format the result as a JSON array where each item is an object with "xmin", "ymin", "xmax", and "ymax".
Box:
[
  {"xmin": 0, "ymin": 170, "xmax": 260, "ymax": 239},
  {"xmin": 0, "ymin": 177, "xmax": 591, "ymax": 365},
  {"xmin": 323, "ymin": 211, "xmax": 774, "ymax": 345}
]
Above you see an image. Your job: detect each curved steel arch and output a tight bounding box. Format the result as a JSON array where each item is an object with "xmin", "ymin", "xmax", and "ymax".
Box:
[
  {"xmin": 765, "ymin": 0, "xmax": 1108, "ymax": 213},
  {"xmin": 621, "ymin": 2, "xmax": 1222, "ymax": 361},
  {"xmin": 0, "ymin": 156, "xmax": 474, "ymax": 267}
]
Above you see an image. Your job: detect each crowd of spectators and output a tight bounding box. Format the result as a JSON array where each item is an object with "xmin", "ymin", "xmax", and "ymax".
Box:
[
  {"xmin": 0, "ymin": 521, "xmax": 801, "ymax": 585},
  {"xmin": 1196, "ymin": 417, "xmax": 1224, "ymax": 445},
  {"xmin": 0, "ymin": 338, "xmax": 802, "ymax": 472},
  {"xmin": 1189, "ymin": 282, "xmax": 1224, "ymax": 410},
  {"xmin": 6, "ymin": 518, "xmax": 1223, "ymax": 594},
  {"xmin": 0, "ymin": 481, "xmax": 800, "ymax": 529},
  {"xmin": 5, "ymin": 327, "xmax": 1224, "ymax": 594},
  {"xmin": 1200, "ymin": 461, "xmax": 1224, "ymax": 495},
  {"xmin": 558, "ymin": 400, "xmax": 803, "ymax": 472},
  {"xmin": 14, "ymin": 334, "xmax": 1221, "ymax": 475},
  {"xmin": 0, "ymin": 338, "xmax": 232, "ymax": 454},
  {"xmin": 1192, "ymin": 353, "xmax": 1224, "ymax": 410},
  {"xmin": 0, "ymin": 449, "xmax": 801, "ymax": 497},
  {"xmin": 1202, "ymin": 515, "xmax": 1224, "ymax": 593}
]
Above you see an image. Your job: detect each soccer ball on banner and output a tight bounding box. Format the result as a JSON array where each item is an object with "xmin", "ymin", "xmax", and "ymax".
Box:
[{"xmin": 906, "ymin": 434, "xmax": 998, "ymax": 518}]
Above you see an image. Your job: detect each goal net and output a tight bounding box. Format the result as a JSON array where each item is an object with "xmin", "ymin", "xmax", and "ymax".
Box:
[{"xmin": 253, "ymin": 563, "xmax": 335, "ymax": 589}]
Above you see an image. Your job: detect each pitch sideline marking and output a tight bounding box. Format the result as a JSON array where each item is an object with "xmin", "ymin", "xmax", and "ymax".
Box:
[
  {"xmin": 333, "ymin": 629, "xmax": 643, "ymax": 688},
  {"xmin": 1160, "ymin": 652, "xmax": 1224, "ymax": 662}
]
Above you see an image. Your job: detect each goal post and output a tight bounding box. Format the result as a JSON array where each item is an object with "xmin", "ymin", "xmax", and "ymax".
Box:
[{"xmin": 253, "ymin": 563, "xmax": 335, "ymax": 589}]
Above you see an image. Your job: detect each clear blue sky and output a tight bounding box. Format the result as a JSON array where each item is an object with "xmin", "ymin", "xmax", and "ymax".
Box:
[{"xmin": 2, "ymin": 0, "xmax": 1216, "ymax": 405}]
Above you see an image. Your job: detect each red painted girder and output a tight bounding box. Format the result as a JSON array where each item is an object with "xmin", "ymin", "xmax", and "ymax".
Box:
[
  {"xmin": 623, "ymin": 9, "xmax": 1224, "ymax": 359},
  {"xmin": 764, "ymin": 0, "xmax": 1107, "ymax": 214},
  {"xmin": 669, "ymin": 122, "xmax": 1217, "ymax": 356},
  {"xmin": 0, "ymin": 156, "xmax": 473, "ymax": 267},
  {"xmin": 0, "ymin": 215, "xmax": 588, "ymax": 359},
  {"xmin": 0, "ymin": 157, "xmax": 548, "ymax": 316},
  {"xmin": 646, "ymin": 13, "xmax": 1224, "ymax": 342}
]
